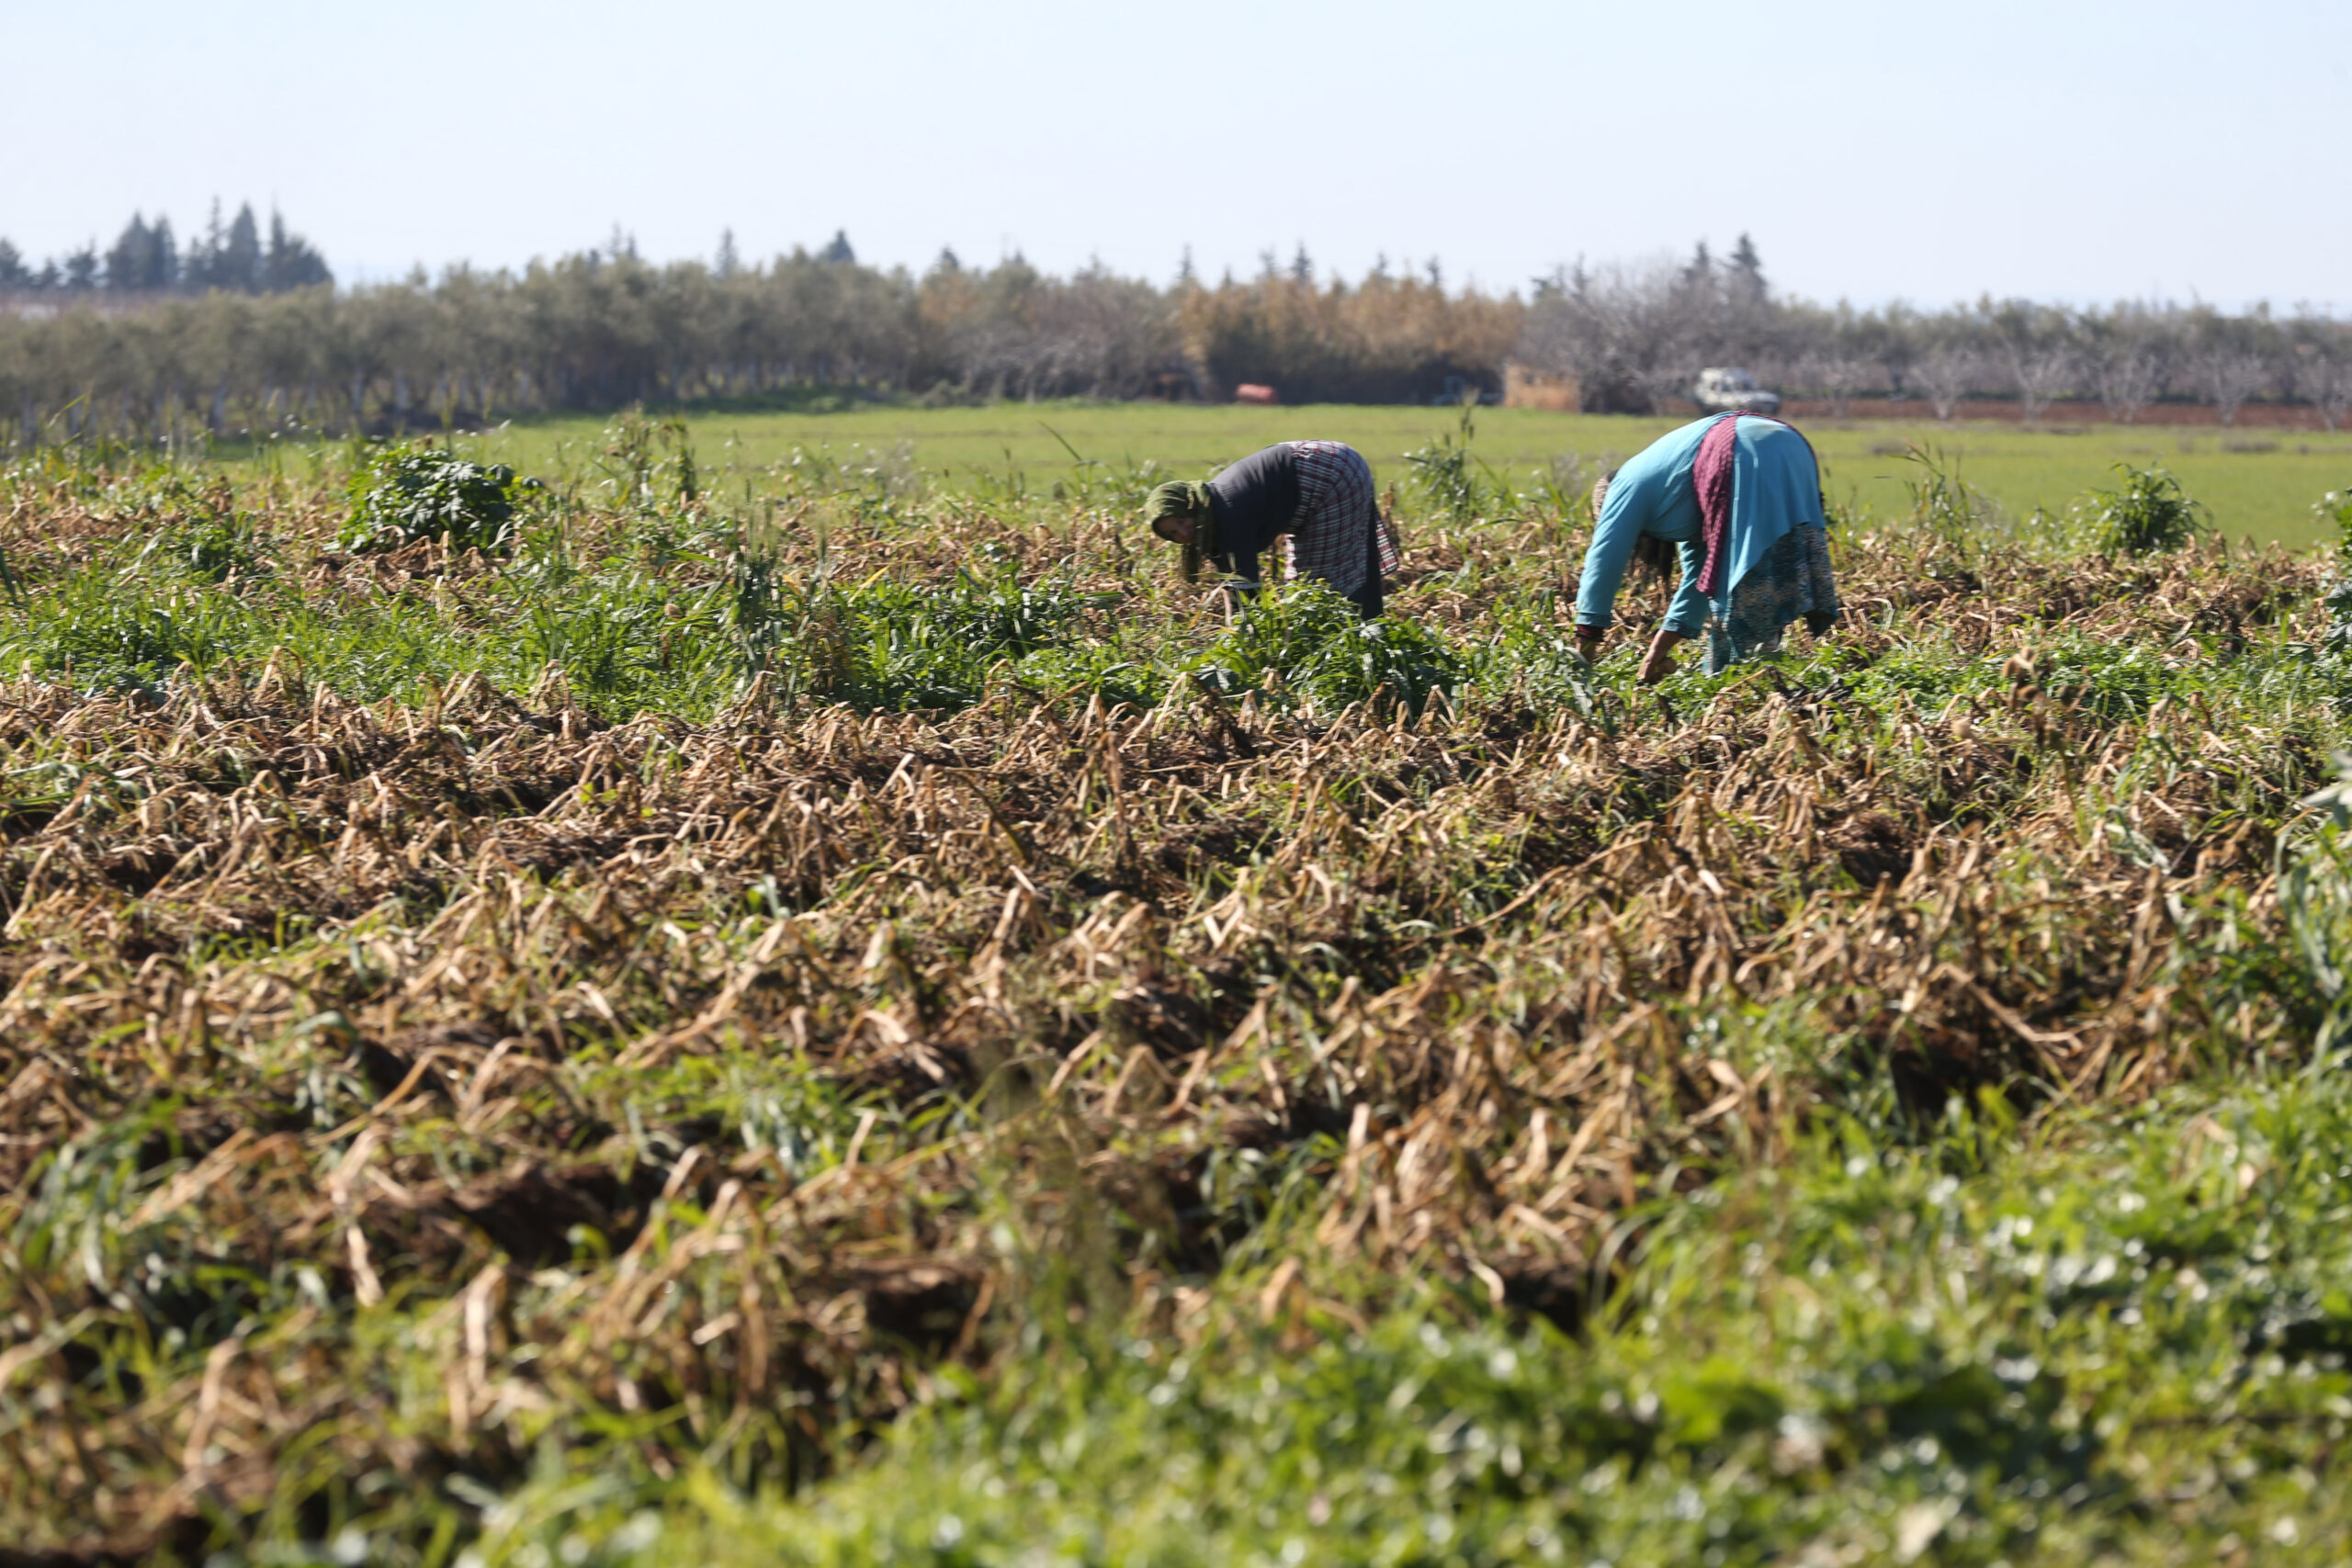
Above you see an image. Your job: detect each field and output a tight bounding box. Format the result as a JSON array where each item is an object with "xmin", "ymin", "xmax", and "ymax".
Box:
[
  {"xmin": 398, "ymin": 400, "xmax": 2352, "ymax": 551},
  {"xmin": 9, "ymin": 421, "xmax": 2352, "ymax": 1566}
]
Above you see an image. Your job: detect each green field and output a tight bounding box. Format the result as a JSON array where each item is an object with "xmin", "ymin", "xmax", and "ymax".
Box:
[
  {"xmin": 16, "ymin": 436, "xmax": 2352, "ymax": 1563},
  {"xmin": 424, "ymin": 401, "xmax": 2352, "ymax": 549}
]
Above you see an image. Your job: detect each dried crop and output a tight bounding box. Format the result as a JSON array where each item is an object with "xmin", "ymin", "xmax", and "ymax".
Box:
[{"xmin": 0, "ymin": 434, "xmax": 2346, "ymax": 1564}]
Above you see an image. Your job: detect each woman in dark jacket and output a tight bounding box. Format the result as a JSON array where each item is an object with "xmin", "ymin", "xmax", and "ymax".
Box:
[{"xmin": 1143, "ymin": 440, "xmax": 1397, "ymax": 617}]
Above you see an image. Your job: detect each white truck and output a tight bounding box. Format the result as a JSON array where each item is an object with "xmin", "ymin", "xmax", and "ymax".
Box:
[{"xmin": 1690, "ymin": 367, "xmax": 1781, "ymax": 415}]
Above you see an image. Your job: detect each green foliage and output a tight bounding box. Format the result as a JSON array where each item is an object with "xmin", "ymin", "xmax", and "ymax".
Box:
[
  {"xmin": 2319, "ymin": 491, "xmax": 2352, "ymax": 656},
  {"xmin": 599, "ymin": 409, "xmax": 700, "ymax": 510},
  {"xmin": 1193, "ymin": 581, "xmax": 1464, "ymax": 712},
  {"xmin": 1402, "ymin": 404, "xmax": 1498, "ymax": 526},
  {"xmin": 130, "ymin": 487, "xmax": 266, "ymax": 582},
  {"xmin": 2283, "ymin": 759, "xmax": 2352, "ymax": 1049},
  {"xmin": 3, "ymin": 438, "xmax": 2348, "ymax": 1566},
  {"xmin": 2320, "ymin": 488, "xmax": 2352, "ymax": 566},
  {"xmin": 1900, "ymin": 442, "xmax": 2000, "ymax": 566},
  {"xmin": 341, "ymin": 442, "xmax": 537, "ymax": 553},
  {"xmin": 483, "ymin": 1079, "xmax": 2352, "ymax": 1567},
  {"xmin": 808, "ymin": 563, "xmax": 1109, "ymax": 710},
  {"xmin": 2083, "ymin": 464, "xmax": 2207, "ymax": 557},
  {"xmin": 0, "ymin": 570, "xmax": 253, "ymax": 691},
  {"xmin": 2031, "ymin": 631, "xmax": 2182, "ymax": 719}
]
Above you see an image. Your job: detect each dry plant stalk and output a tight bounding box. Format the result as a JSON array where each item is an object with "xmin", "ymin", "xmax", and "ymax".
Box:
[{"xmin": 0, "ymin": 464, "xmax": 2327, "ymax": 1556}]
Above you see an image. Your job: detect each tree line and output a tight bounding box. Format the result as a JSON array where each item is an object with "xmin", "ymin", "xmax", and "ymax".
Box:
[
  {"xmin": 2, "ymin": 229, "xmax": 2346, "ymax": 446},
  {"xmin": 0, "ymin": 201, "xmax": 332, "ymax": 300},
  {"xmin": 1520, "ymin": 241, "xmax": 2352, "ymax": 427}
]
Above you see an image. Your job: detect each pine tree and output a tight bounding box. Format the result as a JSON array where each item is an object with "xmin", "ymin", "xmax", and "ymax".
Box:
[
  {"xmin": 1681, "ymin": 240, "xmax": 1714, "ymax": 289},
  {"xmin": 106, "ymin": 215, "xmax": 147, "ymax": 292},
  {"xmin": 104, "ymin": 214, "xmax": 178, "ymax": 293},
  {"xmin": 187, "ymin": 198, "xmax": 226, "ymax": 289},
  {"xmin": 221, "ymin": 205, "xmax": 264, "ymax": 291},
  {"xmin": 153, "ymin": 218, "xmax": 179, "ymax": 290},
  {"xmin": 820, "ymin": 230, "xmax": 855, "ymax": 265},
  {"xmin": 0, "ymin": 239, "xmax": 28, "ymax": 289},
  {"xmin": 264, "ymin": 209, "xmax": 331, "ymax": 290},
  {"xmin": 716, "ymin": 229, "xmax": 741, "ymax": 278},
  {"xmin": 1728, "ymin": 233, "xmax": 1767, "ymax": 307}
]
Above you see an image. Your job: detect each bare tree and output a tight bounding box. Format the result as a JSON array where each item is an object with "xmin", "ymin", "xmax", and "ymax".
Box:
[
  {"xmin": 2010, "ymin": 343, "xmax": 2075, "ymax": 422},
  {"xmin": 12, "ymin": 231, "xmax": 2352, "ymax": 454},
  {"xmin": 1990, "ymin": 301, "xmax": 2075, "ymax": 423},
  {"xmin": 1794, "ymin": 347, "xmax": 1873, "ymax": 417},
  {"xmin": 2088, "ymin": 335, "xmax": 2165, "ymax": 423},
  {"xmin": 2308, "ymin": 347, "xmax": 2352, "ymax": 432},
  {"xmin": 1518, "ymin": 256, "xmax": 1693, "ymax": 412},
  {"xmin": 1518, "ymin": 247, "xmax": 1785, "ymax": 415},
  {"xmin": 1915, "ymin": 342, "xmax": 1981, "ymax": 422},
  {"xmin": 2186, "ymin": 308, "xmax": 2274, "ymax": 426},
  {"xmin": 2288, "ymin": 315, "xmax": 2352, "ymax": 431},
  {"xmin": 2199, "ymin": 348, "xmax": 2267, "ymax": 426}
]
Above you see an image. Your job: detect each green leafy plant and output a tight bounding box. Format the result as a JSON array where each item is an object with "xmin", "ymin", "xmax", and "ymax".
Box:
[
  {"xmin": 601, "ymin": 408, "xmax": 698, "ymax": 511},
  {"xmin": 2316, "ymin": 488, "xmax": 2352, "ymax": 568},
  {"xmin": 129, "ymin": 486, "xmax": 264, "ymax": 582},
  {"xmin": 1404, "ymin": 404, "xmax": 1498, "ymax": 526},
  {"xmin": 1193, "ymin": 581, "xmax": 1464, "ymax": 712},
  {"xmin": 2314, "ymin": 489, "xmax": 2352, "ymax": 658},
  {"xmin": 2082, "ymin": 464, "xmax": 2207, "ymax": 556},
  {"xmin": 6, "ymin": 434, "xmax": 2351, "ymax": 1566},
  {"xmin": 1900, "ymin": 443, "xmax": 1997, "ymax": 568},
  {"xmin": 341, "ymin": 442, "xmax": 537, "ymax": 554}
]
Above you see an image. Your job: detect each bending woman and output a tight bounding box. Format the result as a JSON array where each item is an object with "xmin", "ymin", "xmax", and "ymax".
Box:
[
  {"xmin": 1143, "ymin": 440, "xmax": 1397, "ymax": 618},
  {"xmin": 1574, "ymin": 412, "xmax": 1839, "ymax": 682}
]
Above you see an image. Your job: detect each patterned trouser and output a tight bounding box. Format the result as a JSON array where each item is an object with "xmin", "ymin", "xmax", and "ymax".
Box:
[
  {"xmin": 1283, "ymin": 441, "xmax": 1399, "ymax": 604},
  {"xmin": 1704, "ymin": 524, "xmax": 1840, "ymax": 674}
]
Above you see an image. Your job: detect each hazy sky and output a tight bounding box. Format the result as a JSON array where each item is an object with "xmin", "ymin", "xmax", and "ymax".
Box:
[{"xmin": 6, "ymin": 0, "xmax": 2346, "ymax": 310}]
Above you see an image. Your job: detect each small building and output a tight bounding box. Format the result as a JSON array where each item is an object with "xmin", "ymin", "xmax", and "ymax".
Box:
[{"xmin": 1501, "ymin": 363, "xmax": 1580, "ymax": 411}]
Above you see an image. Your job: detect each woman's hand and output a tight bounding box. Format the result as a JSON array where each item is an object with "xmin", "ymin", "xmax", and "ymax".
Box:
[{"xmin": 1638, "ymin": 627, "xmax": 1689, "ymax": 685}]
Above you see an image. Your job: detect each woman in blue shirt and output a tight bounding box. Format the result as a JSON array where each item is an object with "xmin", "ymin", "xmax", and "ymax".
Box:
[{"xmin": 1573, "ymin": 413, "xmax": 1839, "ymax": 682}]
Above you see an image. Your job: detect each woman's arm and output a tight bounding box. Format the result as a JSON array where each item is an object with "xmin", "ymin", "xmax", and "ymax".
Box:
[
  {"xmin": 1629, "ymin": 540, "xmax": 1711, "ymax": 683},
  {"xmin": 1663, "ymin": 538, "xmax": 1709, "ymax": 637},
  {"xmin": 1213, "ymin": 547, "xmax": 1261, "ymax": 585},
  {"xmin": 1572, "ymin": 479, "xmax": 1649, "ymax": 643}
]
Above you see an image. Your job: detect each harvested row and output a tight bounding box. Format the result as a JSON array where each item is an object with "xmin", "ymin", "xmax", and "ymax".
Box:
[
  {"xmin": 0, "ymin": 437, "xmax": 2339, "ymax": 1559},
  {"xmin": 1, "ymin": 533, "xmax": 2326, "ymax": 1555}
]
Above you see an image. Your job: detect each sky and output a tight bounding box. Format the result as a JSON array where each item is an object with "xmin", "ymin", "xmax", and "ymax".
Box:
[{"xmin": 4, "ymin": 0, "xmax": 2346, "ymax": 310}]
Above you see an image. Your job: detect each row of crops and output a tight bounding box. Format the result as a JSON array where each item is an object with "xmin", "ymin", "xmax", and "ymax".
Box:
[{"xmin": 8, "ymin": 429, "xmax": 2352, "ymax": 1562}]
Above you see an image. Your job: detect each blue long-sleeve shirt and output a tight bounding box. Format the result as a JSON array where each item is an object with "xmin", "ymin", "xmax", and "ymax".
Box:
[
  {"xmin": 1575, "ymin": 415, "xmax": 1823, "ymax": 635},
  {"xmin": 1574, "ymin": 417, "xmax": 1714, "ymax": 636}
]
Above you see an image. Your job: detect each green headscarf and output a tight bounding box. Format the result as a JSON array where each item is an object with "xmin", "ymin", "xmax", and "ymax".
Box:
[{"xmin": 1143, "ymin": 480, "xmax": 1218, "ymax": 581}]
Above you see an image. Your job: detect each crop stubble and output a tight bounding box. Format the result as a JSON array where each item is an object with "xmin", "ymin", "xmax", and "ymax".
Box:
[{"xmin": 0, "ymin": 463, "xmax": 2334, "ymax": 1558}]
